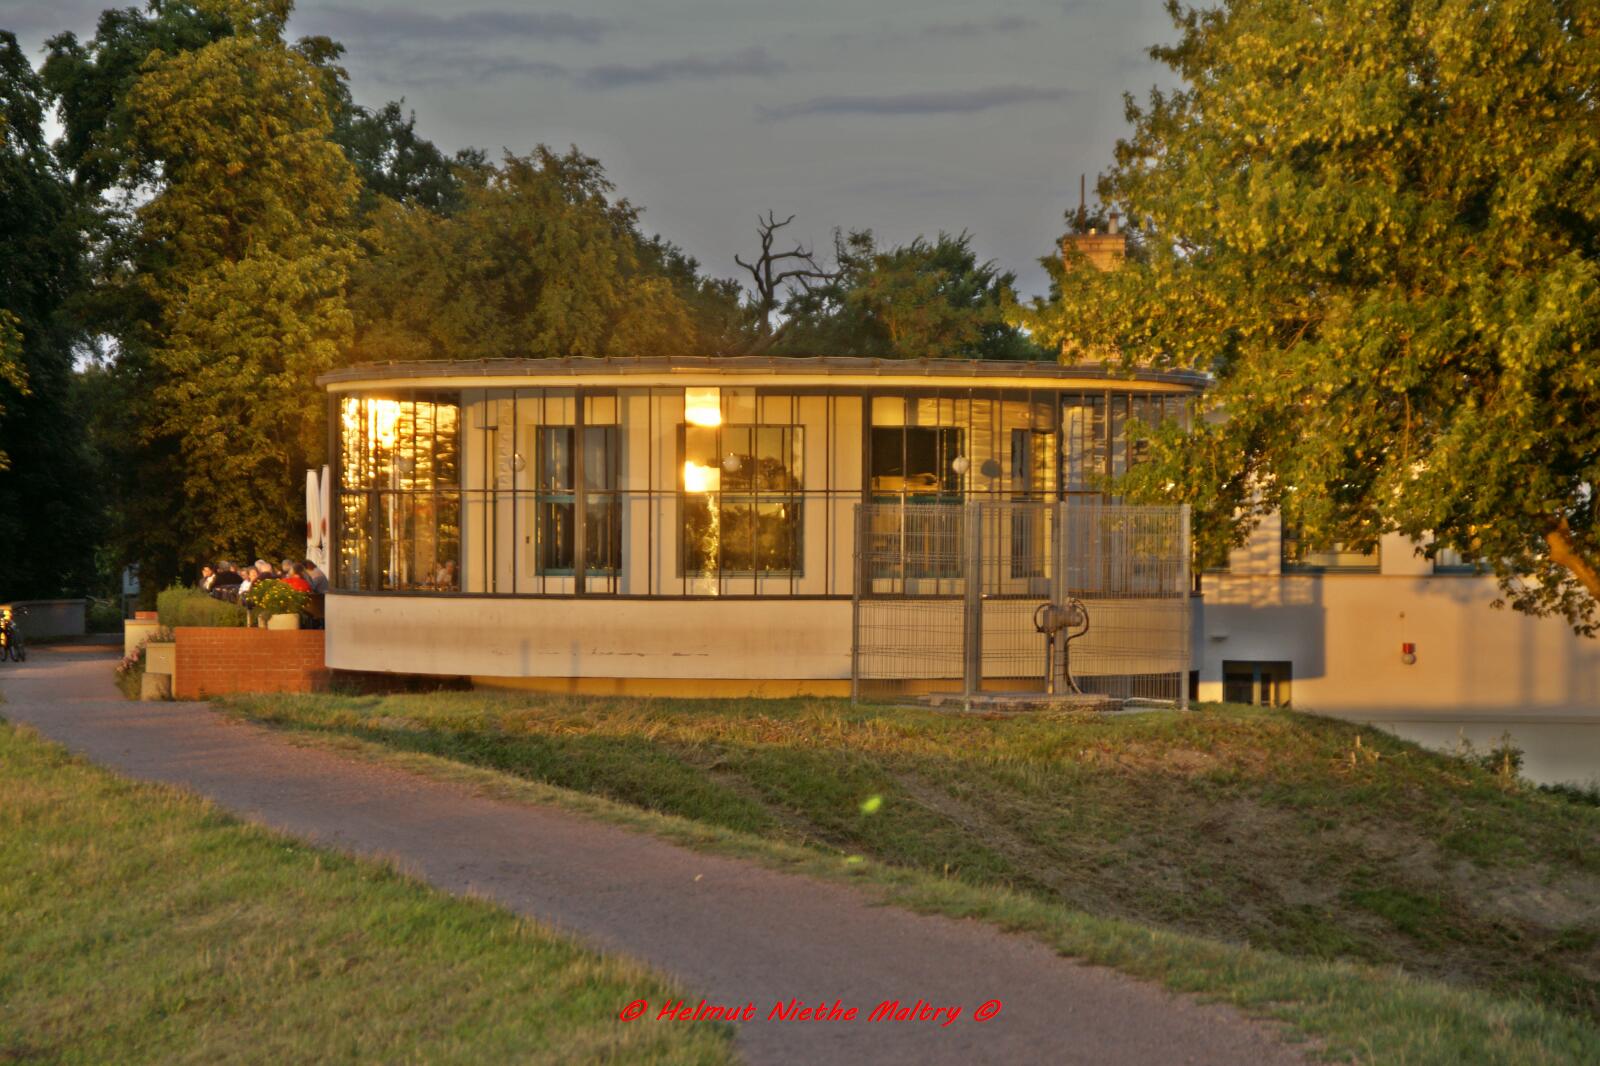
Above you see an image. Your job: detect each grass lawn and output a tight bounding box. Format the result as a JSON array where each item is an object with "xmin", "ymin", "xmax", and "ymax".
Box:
[
  {"xmin": 222, "ymin": 689, "xmax": 1600, "ymax": 1064},
  {"xmin": 0, "ymin": 719, "xmax": 736, "ymax": 1066}
]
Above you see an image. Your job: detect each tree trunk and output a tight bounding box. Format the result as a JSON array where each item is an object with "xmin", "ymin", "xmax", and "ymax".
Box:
[{"xmin": 1545, "ymin": 517, "xmax": 1600, "ymax": 602}]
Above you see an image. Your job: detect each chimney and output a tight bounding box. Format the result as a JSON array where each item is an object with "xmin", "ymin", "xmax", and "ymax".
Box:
[
  {"xmin": 1062, "ymin": 174, "xmax": 1126, "ymax": 271},
  {"xmin": 1062, "ymin": 227, "xmax": 1126, "ymax": 272}
]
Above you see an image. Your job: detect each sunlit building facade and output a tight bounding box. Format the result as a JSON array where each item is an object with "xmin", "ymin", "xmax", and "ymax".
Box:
[{"xmin": 319, "ymin": 357, "xmax": 1199, "ymax": 695}]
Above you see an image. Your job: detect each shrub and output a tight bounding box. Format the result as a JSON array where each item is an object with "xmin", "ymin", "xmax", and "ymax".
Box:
[
  {"xmin": 86, "ymin": 598, "xmax": 123, "ymax": 633},
  {"xmin": 157, "ymin": 586, "xmax": 246, "ymax": 628}
]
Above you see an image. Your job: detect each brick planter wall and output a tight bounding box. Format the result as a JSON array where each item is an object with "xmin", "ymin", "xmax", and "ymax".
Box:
[{"xmin": 173, "ymin": 627, "xmax": 330, "ymax": 700}]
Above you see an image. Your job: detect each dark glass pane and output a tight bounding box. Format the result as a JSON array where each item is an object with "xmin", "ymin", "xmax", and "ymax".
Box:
[
  {"xmin": 538, "ymin": 500, "xmax": 575, "ymax": 572},
  {"xmin": 720, "ymin": 499, "xmax": 756, "ymax": 572},
  {"xmin": 682, "ymin": 495, "xmax": 717, "ymax": 575},
  {"xmin": 436, "ymin": 492, "xmax": 460, "ymax": 590},
  {"xmin": 412, "ymin": 494, "xmax": 438, "ymax": 590},
  {"xmin": 755, "ymin": 427, "xmax": 788, "ymax": 491},
  {"xmin": 585, "ymin": 496, "xmax": 620, "ymax": 572},
  {"xmin": 583, "ymin": 426, "xmax": 617, "ymax": 492},
  {"xmin": 756, "ymin": 500, "xmax": 800, "ymax": 571},
  {"xmin": 1109, "ymin": 395, "xmax": 1128, "ymax": 478},
  {"xmin": 870, "ymin": 427, "xmax": 905, "ymax": 493},
  {"xmin": 722, "ymin": 426, "xmax": 753, "ymax": 492},
  {"xmin": 540, "ymin": 427, "xmax": 573, "ymax": 492}
]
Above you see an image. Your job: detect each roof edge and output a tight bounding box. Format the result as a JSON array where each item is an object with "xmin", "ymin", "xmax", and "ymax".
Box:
[{"xmin": 316, "ymin": 356, "xmax": 1211, "ymax": 389}]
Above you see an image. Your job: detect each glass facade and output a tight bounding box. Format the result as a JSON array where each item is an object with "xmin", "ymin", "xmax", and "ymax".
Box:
[{"xmin": 328, "ymin": 379, "xmax": 1193, "ymax": 598}]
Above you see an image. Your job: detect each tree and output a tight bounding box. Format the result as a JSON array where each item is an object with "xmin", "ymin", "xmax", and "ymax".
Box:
[
  {"xmin": 293, "ymin": 34, "xmax": 485, "ymax": 217},
  {"xmin": 0, "ymin": 31, "xmax": 102, "ymax": 598},
  {"xmin": 1024, "ymin": 0, "xmax": 1600, "ymax": 632},
  {"xmin": 348, "ymin": 147, "xmax": 701, "ymax": 362},
  {"xmin": 777, "ymin": 229, "xmax": 1044, "ymax": 360},
  {"xmin": 733, "ymin": 211, "xmax": 834, "ymax": 351},
  {"xmin": 122, "ymin": 1, "xmax": 359, "ymax": 570}
]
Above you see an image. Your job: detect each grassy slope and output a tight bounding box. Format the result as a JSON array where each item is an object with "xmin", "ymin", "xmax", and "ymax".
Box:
[
  {"xmin": 0, "ymin": 720, "xmax": 735, "ymax": 1066},
  {"xmin": 222, "ymin": 690, "xmax": 1600, "ymax": 1063}
]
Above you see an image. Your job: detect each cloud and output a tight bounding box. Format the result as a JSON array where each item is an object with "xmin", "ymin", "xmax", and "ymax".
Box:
[
  {"xmin": 762, "ymin": 86, "xmax": 1072, "ymax": 121},
  {"xmin": 577, "ymin": 46, "xmax": 784, "ymax": 90},
  {"xmin": 0, "ymin": 0, "xmax": 112, "ymax": 44},
  {"xmin": 817, "ymin": 13, "xmax": 1038, "ymax": 49},
  {"xmin": 296, "ymin": 6, "xmax": 611, "ymax": 47},
  {"xmin": 912, "ymin": 15, "xmax": 1039, "ymax": 40}
]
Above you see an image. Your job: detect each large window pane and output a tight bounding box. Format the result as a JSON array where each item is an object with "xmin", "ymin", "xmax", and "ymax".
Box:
[
  {"xmin": 870, "ymin": 426, "xmax": 963, "ymax": 498},
  {"xmin": 534, "ymin": 425, "xmax": 618, "ymax": 575},
  {"xmin": 333, "ymin": 392, "xmax": 461, "ymax": 591},
  {"xmin": 679, "ymin": 423, "xmax": 804, "ymax": 577}
]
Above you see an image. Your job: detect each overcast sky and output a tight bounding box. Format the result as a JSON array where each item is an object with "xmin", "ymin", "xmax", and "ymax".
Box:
[{"xmin": 3, "ymin": 0, "xmax": 1181, "ymax": 298}]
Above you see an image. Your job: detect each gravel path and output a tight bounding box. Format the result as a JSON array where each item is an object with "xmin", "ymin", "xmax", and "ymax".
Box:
[{"xmin": 2, "ymin": 644, "xmax": 1307, "ymax": 1066}]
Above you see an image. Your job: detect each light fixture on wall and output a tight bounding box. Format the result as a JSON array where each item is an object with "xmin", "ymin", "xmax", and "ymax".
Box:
[
  {"xmin": 512, "ymin": 452, "xmax": 525, "ymax": 472},
  {"xmin": 951, "ymin": 455, "xmax": 970, "ymax": 476},
  {"xmin": 685, "ymin": 386, "xmax": 722, "ymax": 427}
]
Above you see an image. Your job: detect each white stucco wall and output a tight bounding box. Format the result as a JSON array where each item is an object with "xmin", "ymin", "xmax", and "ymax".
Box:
[
  {"xmin": 325, "ymin": 594, "xmax": 853, "ymax": 680},
  {"xmin": 1196, "ymin": 525, "xmax": 1600, "ymax": 716}
]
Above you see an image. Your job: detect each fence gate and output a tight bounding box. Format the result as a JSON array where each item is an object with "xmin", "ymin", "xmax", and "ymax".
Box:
[{"xmin": 851, "ymin": 501, "xmax": 1190, "ymax": 707}]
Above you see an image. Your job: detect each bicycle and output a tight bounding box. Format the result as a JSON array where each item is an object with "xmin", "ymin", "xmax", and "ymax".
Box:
[{"xmin": 0, "ymin": 607, "xmax": 25, "ymax": 663}]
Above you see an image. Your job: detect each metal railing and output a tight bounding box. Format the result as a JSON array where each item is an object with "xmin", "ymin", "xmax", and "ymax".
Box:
[{"xmin": 852, "ymin": 501, "xmax": 1190, "ymax": 706}]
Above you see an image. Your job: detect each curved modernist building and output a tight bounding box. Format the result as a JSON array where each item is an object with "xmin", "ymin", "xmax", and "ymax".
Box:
[{"xmin": 319, "ymin": 357, "xmax": 1204, "ymax": 695}]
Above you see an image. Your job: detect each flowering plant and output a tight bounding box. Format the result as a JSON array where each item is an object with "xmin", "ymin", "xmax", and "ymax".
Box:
[{"xmin": 248, "ymin": 578, "xmax": 308, "ymax": 617}]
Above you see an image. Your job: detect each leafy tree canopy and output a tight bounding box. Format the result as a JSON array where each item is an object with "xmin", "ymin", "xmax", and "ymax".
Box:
[
  {"xmin": 0, "ymin": 31, "xmax": 101, "ymax": 595},
  {"xmin": 123, "ymin": 0, "xmax": 359, "ymax": 568},
  {"xmin": 1025, "ymin": 0, "xmax": 1600, "ymax": 632},
  {"xmin": 778, "ymin": 230, "xmax": 1044, "ymax": 360},
  {"xmin": 348, "ymin": 146, "xmax": 729, "ymax": 361}
]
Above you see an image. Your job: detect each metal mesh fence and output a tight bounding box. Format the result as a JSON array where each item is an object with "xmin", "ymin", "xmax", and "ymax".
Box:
[{"xmin": 852, "ymin": 501, "xmax": 1190, "ymax": 706}]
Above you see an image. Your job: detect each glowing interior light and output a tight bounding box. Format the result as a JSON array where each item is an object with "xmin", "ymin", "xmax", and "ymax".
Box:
[
  {"xmin": 683, "ymin": 460, "xmax": 720, "ymax": 494},
  {"xmin": 685, "ymin": 386, "xmax": 722, "ymax": 427}
]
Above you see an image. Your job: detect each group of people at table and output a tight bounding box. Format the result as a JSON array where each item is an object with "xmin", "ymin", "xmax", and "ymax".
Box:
[{"xmin": 200, "ymin": 558, "xmax": 329, "ymax": 607}]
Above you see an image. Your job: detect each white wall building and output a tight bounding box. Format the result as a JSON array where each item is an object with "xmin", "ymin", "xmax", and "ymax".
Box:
[{"xmin": 1195, "ymin": 518, "xmax": 1600, "ymax": 717}]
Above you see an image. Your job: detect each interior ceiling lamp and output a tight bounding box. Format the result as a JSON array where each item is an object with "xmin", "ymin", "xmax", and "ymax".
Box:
[{"xmin": 685, "ymin": 386, "xmax": 722, "ymax": 427}]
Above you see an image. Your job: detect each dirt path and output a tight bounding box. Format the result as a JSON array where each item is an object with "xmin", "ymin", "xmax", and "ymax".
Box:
[{"xmin": 1, "ymin": 645, "xmax": 1307, "ymax": 1066}]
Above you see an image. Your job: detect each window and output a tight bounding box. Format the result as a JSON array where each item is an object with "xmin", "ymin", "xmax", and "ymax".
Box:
[
  {"xmin": 1063, "ymin": 392, "xmax": 1187, "ymax": 493},
  {"xmin": 680, "ymin": 424, "xmax": 804, "ymax": 576},
  {"xmin": 1222, "ymin": 661, "xmax": 1292, "ymax": 707},
  {"xmin": 1281, "ymin": 529, "xmax": 1380, "ymax": 572},
  {"xmin": 1432, "ymin": 547, "xmax": 1484, "ymax": 574},
  {"xmin": 869, "ymin": 426, "xmax": 964, "ymax": 499},
  {"xmin": 535, "ymin": 426, "xmax": 619, "ymax": 575},
  {"xmin": 336, "ymin": 393, "xmax": 461, "ymax": 592}
]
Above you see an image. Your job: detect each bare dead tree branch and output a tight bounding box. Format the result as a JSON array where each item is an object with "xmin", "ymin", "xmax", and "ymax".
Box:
[{"xmin": 734, "ymin": 210, "xmax": 835, "ymax": 338}]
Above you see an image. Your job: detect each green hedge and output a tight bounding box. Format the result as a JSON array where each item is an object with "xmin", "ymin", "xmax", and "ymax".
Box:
[{"xmin": 156, "ymin": 586, "xmax": 246, "ymax": 628}]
